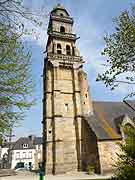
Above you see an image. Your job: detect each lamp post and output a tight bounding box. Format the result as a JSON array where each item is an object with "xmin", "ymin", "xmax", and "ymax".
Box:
[{"xmin": 39, "ymin": 162, "xmax": 45, "ymax": 180}]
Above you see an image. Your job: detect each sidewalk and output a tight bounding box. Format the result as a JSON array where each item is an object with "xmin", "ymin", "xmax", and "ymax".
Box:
[
  {"xmin": 0, "ymin": 171, "xmax": 112, "ymax": 180},
  {"xmin": 46, "ymin": 172, "xmax": 112, "ymax": 180}
]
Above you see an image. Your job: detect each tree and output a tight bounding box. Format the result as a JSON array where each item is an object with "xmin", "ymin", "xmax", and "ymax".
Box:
[
  {"xmin": 0, "ymin": 25, "xmax": 34, "ymax": 141},
  {"xmin": 96, "ymin": 4, "xmax": 135, "ymax": 98},
  {"xmin": 112, "ymin": 126, "xmax": 135, "ymax": 180},
  {"xmin": 0, "ymin": 0, "xmax": 46, "ymax": 143},
  {"xmin": 96, "ymin": 4, "xmax": 135, "ymax": 180},
  {"xmin": 0, "ymin": 0, "xmax": 43, "ymax": 31}
]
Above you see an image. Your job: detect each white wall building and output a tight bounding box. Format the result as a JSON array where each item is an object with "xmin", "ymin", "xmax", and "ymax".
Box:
[
  {"xmin": 0, "ymin": 136, "xmax": 42, "ymax": 170},
  {"xmin": 11, "ymin": 149, "xmax": 35, "ymax": 169}
]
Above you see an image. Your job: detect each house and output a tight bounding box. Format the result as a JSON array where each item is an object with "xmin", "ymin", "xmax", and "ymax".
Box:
[
  {"xmin": 11, "ymin": 135, "xmax": 42, "ymax": 170},
  {"xmin": 0, "ymin": 135, "xmax": 42, "ymax": 170}
]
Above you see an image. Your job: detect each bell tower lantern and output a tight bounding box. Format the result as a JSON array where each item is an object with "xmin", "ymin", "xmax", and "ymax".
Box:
[
  {"xmin": 43, "ymin": 4, "xmax": 94, "ymax": 174},
  {"xmin": 46, "ymin": 4, "xmax": 80, "ymax": 56}
]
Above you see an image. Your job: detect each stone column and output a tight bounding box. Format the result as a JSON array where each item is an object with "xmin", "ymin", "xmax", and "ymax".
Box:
[
  {"xmin": 72, "ymin": 63, "xmax": 82, "ymax": 170},
  {"xmin": 79, "ymin": 69, "xmax": 93, "ymax": 116},
  {"xmin": 52, "ymin": 62, "xmax": 63, "ymax": 174},
  {"xmin": 53, "ymin": 43, "xmax": 57, "ymax": 54}
]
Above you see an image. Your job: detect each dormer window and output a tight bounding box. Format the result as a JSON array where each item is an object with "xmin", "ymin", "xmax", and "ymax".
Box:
[
  {"xmin": 60, "ymin": 26, "xmax": 65, "ymax": 33},
  {"xmin": 66, "ymin": 45, "xmax": 71, "ymax": 55},
  {"xmin": 23, "ymin": 144, "xmax": 28, "ymax": 148},
  {"xmin": 57, "ymin": 43, "xmax": 62, "ymax": 54}
]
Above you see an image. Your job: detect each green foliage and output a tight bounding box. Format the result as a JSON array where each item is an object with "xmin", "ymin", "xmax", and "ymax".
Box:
[
  {"xmin": 97, "ymin": 4, "xmax": 135, "ymax": 97},
  {"xmin": 87, "ymin": 164, "xmax": 95, "ymax": 174},
  {"xmin": 0, "ymin": 24, "xmax": 34, "ymax": 139},
  {"xmin": 0, "ymin": 0, "xmax": 45, "ymax": 32},
  {"xmin": 112, "ymin": 127, "xmax": 135, "ymax": 180},
  {"xmin": 0, "ymin": 0, "xmax": 47, "ymax": 142}
]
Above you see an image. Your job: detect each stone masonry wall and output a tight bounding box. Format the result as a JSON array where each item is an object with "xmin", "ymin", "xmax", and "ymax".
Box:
[
  {"xmin": 81, "ymin": 120, "xmax": 101, "ymax": 174},
  {"xmin": 44, "ymin": 65, "xmax": 83, "ymax": 174},
  {"xmin": 98, "ymin": 140, "xmax": 121, "ymax": 174}
]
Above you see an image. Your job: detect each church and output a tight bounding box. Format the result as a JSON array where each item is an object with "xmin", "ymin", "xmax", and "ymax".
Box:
[{"xmin": 42, "ymin": 4, "xmax": 135, "ymax": 175}]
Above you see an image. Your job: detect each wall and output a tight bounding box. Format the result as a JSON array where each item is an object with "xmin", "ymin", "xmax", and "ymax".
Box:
[
  {"xmin": 44, "ymin": 64, "xmax": 83, "ymax": 174},
  {"xmin": 34, "ymin": 144, "xmax": 43, "ymax": 170},
  {"xmin": 81, "ymin": 120, "xmax": 100, "ymax": 174},
  {"xmin": 11, "ymin": 149, "xmax": 35, "ymax": 169},
  {"xmin": 0, "ymin": 147, "xmax": 8, "ymax": 158},
  {"xmin": 98, "ymin": 140, "xmax": 121, "ymax": 174}
]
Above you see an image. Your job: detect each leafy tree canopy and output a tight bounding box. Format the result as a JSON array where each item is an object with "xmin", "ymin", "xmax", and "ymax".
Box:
[
  {"xmin": 97, "ymin": 4, "xmax": 135, "ymax": 99},
  {"xmin": 112, "ymin": 126, "xmax": 135, "ymax": 180},
  {"xmin": 0, "ymin": 0, "xmax": 46, "ymax": 143}
]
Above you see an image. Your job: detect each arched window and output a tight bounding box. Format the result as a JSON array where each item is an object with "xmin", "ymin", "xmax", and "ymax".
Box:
[
  {"xmin": 57, "ymin": 43, "xmax": 62, "ymax": 54},
  {"xmin": 66, "ymin": 45, "xmax": 71, "ymax": 55},
  {"xmin": 60, "ymin": 26, "xmax": 65, "ymax": 33}
]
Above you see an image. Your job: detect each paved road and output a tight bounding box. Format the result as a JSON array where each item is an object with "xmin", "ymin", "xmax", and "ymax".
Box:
[{"xmin": 0, "ymin": 171, "xmax": 111, "ymax": 180}]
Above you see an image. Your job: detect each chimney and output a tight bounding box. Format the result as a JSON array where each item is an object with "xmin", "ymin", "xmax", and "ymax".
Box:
[{"xmin": 28, "ymin": 135, "xmax": 35, "ymax": 144}]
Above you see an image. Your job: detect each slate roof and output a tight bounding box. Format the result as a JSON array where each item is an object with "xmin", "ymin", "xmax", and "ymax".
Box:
[
  {"xmin": 34, "ymin": 137, "xmax": 42, "ymax": 145},
  {"xmin": 86, "ymin": 101, "xmax": 135, "ymax": 141},
  {"xmin": 12, "ymin": 136, "xmax": 42, "ymax": 150}
]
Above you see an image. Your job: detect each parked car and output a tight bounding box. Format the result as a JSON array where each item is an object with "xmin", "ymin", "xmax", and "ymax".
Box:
[{"xmin": 15, "ymin": 167, "xmax": 28, "ymax": 172}]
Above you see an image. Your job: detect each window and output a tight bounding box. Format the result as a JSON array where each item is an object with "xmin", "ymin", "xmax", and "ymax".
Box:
[
  {"xmin": 57, "ymin": 44, "xmax": 61, "ymax": 49},
  {"xmin": 38, "ymin": 153, "xmax": 41, "ymax": 160},
  {"xmin": 66, "ymin": 45, "xmax": 71, "ymax": 55},
  {"xmin": 57, "ymin": 43, "xmax": 62, "ymax": 54},
  {"xmin": 28, "ymin": 151, "xmax": 32, "ymax": 159},
  {"xmin": 16, "ymin": 152, "xmax": 20, "ymax": 159},
  {"xmin": 48, "ymin": 130, "xmax": 52, "ymax": 134},
  {"xmin": 23, "ymin": 144, "xmax": 28, "ymax": 148},
  {"xmin": 60, "ymin": 13, "xmax": 64, "ymax": 16},
  {"xmin": 60, "ymin": 26, "xmax": 65, "ymax": 33},
  {"xmin": 65, "ymin": 103, "xmax": 69, "ymax": 112},
  {"xmin": 22, "ymin": 152, "xmax": 26, "ymax": 158}
]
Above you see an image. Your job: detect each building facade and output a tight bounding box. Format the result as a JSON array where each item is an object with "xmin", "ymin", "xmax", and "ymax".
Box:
[
  {"xmin": 43, "ymin": 4, "xmax": 135, "ymax": 175},
  {"xmin": 0, "ymin": 136, "xmax": 42, "ymax": 170}
]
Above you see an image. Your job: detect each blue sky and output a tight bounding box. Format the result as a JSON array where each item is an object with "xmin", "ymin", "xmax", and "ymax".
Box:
[{"xmin": 13, "ymin": 0, "xmax": 134, "ymax": 139}]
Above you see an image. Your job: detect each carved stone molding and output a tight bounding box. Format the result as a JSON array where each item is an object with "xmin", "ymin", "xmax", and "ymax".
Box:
[
  {"xmin": 51, "ymin": 15, "xmax": 73, "ymax": 24},
  {"xmin": 48, "ymin": 31, "xmax": 76, "ymax": 40},
  {"xmin": 48, "ymin": 53, "xmax": 83, "ymax": 63}
]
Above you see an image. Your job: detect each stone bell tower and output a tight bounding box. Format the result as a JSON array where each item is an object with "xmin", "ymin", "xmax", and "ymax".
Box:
[{"xmin": 43, "ymin": 4, "xmax": 94, "ymax": 174}]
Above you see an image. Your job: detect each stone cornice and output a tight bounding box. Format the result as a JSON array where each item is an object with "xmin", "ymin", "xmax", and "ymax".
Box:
[
  {"xmin": 47, "ymin": 53, "xmax": 84, "ymax": 65},
  {"xmin": 51, "ymin": 15, "xmax": 73, "ymax": 24},
  {"xmin": 48, "ymin": 31, "xmax": 76, "ymax": 41}
]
